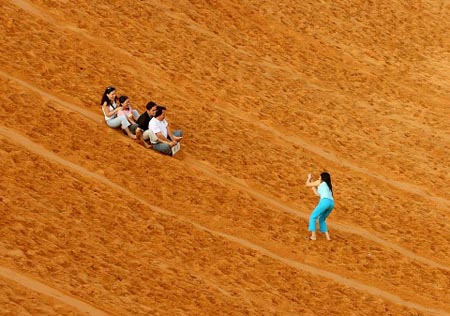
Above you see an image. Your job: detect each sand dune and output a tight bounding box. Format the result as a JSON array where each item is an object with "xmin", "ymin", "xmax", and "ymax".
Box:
[{"xmin": 1, "ymin": 0, "xmax": 450, "ymax": 315}]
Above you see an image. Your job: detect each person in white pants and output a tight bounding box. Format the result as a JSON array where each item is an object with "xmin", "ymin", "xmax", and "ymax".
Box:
[{"xmin": 100, "ymin": 86, "xmax": 135, "ymax": 139}]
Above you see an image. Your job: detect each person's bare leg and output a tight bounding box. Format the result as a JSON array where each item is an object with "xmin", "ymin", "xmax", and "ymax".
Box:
[
  {"xmin": 324, "ymin": 232, "xmax": 331, "ymax": 240},
  {"xmin": 124, "ymin": 127, "xmax": 136, "ymax": 139},
  {"xmin": 144, "ymin": 140, "xmax": 152, "ymax": 149},
  {"xmin": 310, "ymin": 231, "xmax": 316, "ymax": 240},
  {"xmin": 136, "ymin": 128, "xmax": 152, "ymax": 149},
  {"xmin": 135, "ymin": 128, "xmax": 145, "ymax": 145}
]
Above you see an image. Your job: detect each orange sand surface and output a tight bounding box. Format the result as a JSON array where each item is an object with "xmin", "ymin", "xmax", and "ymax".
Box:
[{"xmin": 1, "ymin": 0, "xmax": 450, "ymax": 315}]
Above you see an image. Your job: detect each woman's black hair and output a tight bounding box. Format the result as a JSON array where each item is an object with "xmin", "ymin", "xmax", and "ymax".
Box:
[
  {"xmin": 146, "ymin": 101, "xmax": 157, "ymax": 110},
  {"xmin": 118, "ymin": 95, "xmax": 129, "ymax": 105},
  {"xmin": 154, "ymin": 105, "xmax": 167, "ymax": 118},
  {"xmin": 320, "ymin": 172, "xmax": 333, "ymax": 195},
  {"xmin": 100, "ymin": 86, "xmax": 116, "ymax": 107}
]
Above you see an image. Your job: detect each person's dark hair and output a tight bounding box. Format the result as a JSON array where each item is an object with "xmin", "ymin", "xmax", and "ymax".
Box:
[
  {"xmin": 146, "ymin": 101, "xmax": 157, "ymax": 110},
  {"xmin": 118, "ymin": 95, "xmax": 129, "ymax": 105},
  {"xmin": 154, "ymin": 105, "xmax": 167, "ymax": 118},
  {"xmin": 320, "ymin": 172, "xmax": 333, "ymax": 195},
  {"xmin": 100, "ymin": 86, "xmax": 116, "ymax": 107}
]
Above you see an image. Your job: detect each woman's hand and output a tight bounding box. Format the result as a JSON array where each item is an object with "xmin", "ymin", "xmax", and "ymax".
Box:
[{"xmin": 306, "ymin": 173, "xmax": 321, "ymax": 187}]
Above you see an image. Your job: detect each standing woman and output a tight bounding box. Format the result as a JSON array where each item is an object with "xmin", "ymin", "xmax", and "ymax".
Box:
[
  {"xmin": 100, "ymin": 86, "xmax": 136, "ymax": 139},
  {"xmin": 305, "ymin": 172, "xmax": 334, "ymax": 240}
]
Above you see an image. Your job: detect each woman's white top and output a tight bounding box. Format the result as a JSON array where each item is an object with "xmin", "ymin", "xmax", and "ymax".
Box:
[
  {"xmin": 102, "ymin": 101, "xmax": 117, "ymax": 121},
  {"xmin": 318, "ymin": 182, "xmax": 333, "ymax": 200}
]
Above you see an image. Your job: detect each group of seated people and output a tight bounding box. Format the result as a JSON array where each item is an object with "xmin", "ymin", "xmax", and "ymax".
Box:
[{"xmin": 100, "ymin": 86, "xmax": 183, "ymax": 156}]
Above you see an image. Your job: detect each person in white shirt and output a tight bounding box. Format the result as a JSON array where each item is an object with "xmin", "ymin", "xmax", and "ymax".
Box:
[
  {"xmin": 305, "ymin": 172, "xmax": 334, "ymax": 241},
  {"xmin": 148, "ymin": 106, "xmax": 183, "ymax": 156}
]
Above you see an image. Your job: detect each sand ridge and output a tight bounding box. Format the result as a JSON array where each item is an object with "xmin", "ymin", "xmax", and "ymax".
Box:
[
  {"xmin": 0, "ymin": 267, "xmax": 110, "ymax": 316},
  {"xmin": 1, "ymin": 130, "xmax": 448, "ymax": 315}
]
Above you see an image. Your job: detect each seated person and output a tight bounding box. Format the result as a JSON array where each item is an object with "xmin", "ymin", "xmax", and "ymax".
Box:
[
  {"xmin": 149, "ymin": 106, "xmax": 183, "ymax": 156},
  {"xmin": 118, "ymin": 95, "xmax": 144, "ymax": 141},
  {"xmin": 100, "ymin": 86, "xmax": 136, "ymax": 139},
  {"xmin": 136, "ymin": 101, "xmax": 158, "ymax": 148},
  {"xmin": 118, "ymin": 95, "xmax": 140, "ymax": 123}
]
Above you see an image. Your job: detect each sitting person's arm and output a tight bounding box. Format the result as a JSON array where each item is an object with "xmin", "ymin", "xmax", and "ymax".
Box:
[
  {"xmin": 306, "ymin": 174, "xmax": 320, "ymax": 196},
  {"xmin": 102, "ymin": 102, "xmax": 122, "ymax": 117},
  {"xmin": 127, "ymin": 113, "xmax": 137, "ymax": 124},
  {"xmin": 155, "ymin": 132, "xmax": 177, "ymax": 147},
  {"xmin": 128, "ymin": 107, "xmax": 139, "ymax": 124},
  {"xmin": 117, "ymin": 109, "xmax": 137, "ymax": 125},
  {"xmin": 167, "ymin": 123, "xmax": 183, "ymax": 142},
  {"xmin": 149, "ymin": 118, "xmax": 177, "ymax": 147}
]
